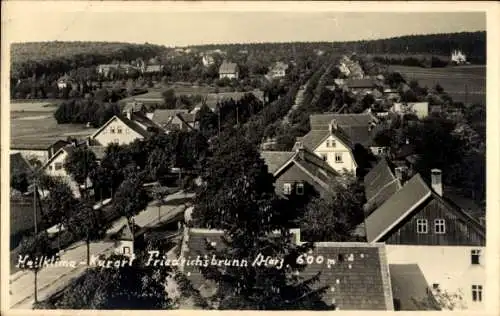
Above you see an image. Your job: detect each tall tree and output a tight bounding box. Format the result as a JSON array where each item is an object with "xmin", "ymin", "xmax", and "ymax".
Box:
[
  {"xmin": 192, "ymin": 129, "xmax": 331, "ymax": 310},
  {"xmin": 113, "ymin": 175, "xmax": 149, "ymax": 224},
  {"xmin": 67, "ymin": 200, "xmax": 109, "ymax": 265},
  {"xmin": 300, "ymin": 172, "xmax": 366, "ymax": 242},
  {"xmin": 64, "ymin": 146, "xmax": 98, "ymax": 195}
]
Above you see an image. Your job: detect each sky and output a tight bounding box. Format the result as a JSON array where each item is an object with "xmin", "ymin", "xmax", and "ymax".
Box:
[{"xmin": 3, "ymin": 2, "xmax": 487, "ymax": 47}]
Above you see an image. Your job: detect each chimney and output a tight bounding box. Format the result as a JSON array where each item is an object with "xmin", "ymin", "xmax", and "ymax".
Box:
[
  {"xmin": 329, "ymin": 119, "xmax": 338, "ymax": 134},
  {"xmin": 126, "ymin": 109, "xmax": 132, "ymax": 120},
  {"xmin": 431, "ymin": 169, "xmax": 443, "ymax": 196}
]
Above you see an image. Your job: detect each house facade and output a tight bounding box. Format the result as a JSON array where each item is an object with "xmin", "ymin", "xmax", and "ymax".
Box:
[
  {"xmin": 363, "ymin": 169, "xmax": 486, "ymax": 310},
  {"xmin": 219, "ymin": 62, "xmax": 239, "ymax": 79},
  {"xmin": 91, "ymin": 110, "xmax": 163, "ymax": 147},
  {"xmin": 261, "ymin": 147, "xmax": 339, "ymax": 198},
  {"xmin": 269, "ymin": 62, "xmax": 289, "ymax": 79},
  {"xmin": 392, "ymin": 102, "xmax": 429, "ymax": 119},
  {"xmin": 11, "ymin": 140, "xmax": 71, "ymax": 165}
]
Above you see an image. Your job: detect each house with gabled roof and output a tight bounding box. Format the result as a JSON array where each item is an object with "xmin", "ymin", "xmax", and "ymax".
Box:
[
  {"xmin": 219, "ymin": 61, "xmax": 239, "ymax": 80},
  {"xmin": 292, "ymin": 113, "xmax": 382, "ymax": 175},
  {"xmin": 361, "ymin": 168, "xmax": 486, "ymax": 310},
  {"xmin": 41, "ymin": 144, "xmax": 92, "ymax": 198},
  {"xmin": 178, "ymin": 227, "xmax": 394, "ymax": 310},
  {"xmin": 90, "ymin": 109, "xmax": 165, "ymax": 147},
  {"xmin": 260, "ymin": 147, "xmax": 339, "ymax": 198},
  {"xmin": 150, "ymin": 109, "xmax": 190, "ymax": 128}
]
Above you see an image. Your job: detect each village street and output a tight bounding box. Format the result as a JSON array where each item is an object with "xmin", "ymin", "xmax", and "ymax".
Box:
[{"xmin": 10, "ymin": 190, "xmax": 195, "ymax": 309}]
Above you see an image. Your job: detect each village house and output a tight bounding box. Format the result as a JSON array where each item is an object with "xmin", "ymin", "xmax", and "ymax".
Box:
[
  {"xmin": 201, "ymin": 55, "xmax": 215, "ymax": 67},
  {"xmin": 293, "ymin": 113, "xmax": 381, "ymax": 175},
  {"xmin": 57, "ymin": 75, "xmax": 73, "ymax": 90},
  {"xmin": 11, "ymin": 139, "xmax": 71, "ymax": 165},
  {"xmin": 268, "ymin": 61, "xmax": 289, "ymax": 79},
  {"xmin": 345, "ymin": 78, "xmax": 377, "ymax": 95},
  {"xmin": 178, "ymin": 227, "xmax": 395, "ymax": 310},
  {"xmin": 41, "ymin": 143, "xmax": 93, "ymax": 198},
  {"xmin": 361, "ymin": 164, "xmax": 486, "ymax": 310},
  {"xmin": 392, "ymin": 102, "xmax": 430, "ymax": 119},
  {"xmin": 151, "ymin": 109, "xmax": 197, "ymax": 132},
  {"xmin": 90, "ymin": 109, "xmax": 165, "ymax": 147},
  {"xmin": 219, "ymin": 61, "xmax": 239, "ymax": 80},
  {"xmin": 451, "ymin": 50, "xmax": 467, "ymax": 65},
  {"xmin": 260, "ymin": 146, "xmax": 339, "ymax": 198}
]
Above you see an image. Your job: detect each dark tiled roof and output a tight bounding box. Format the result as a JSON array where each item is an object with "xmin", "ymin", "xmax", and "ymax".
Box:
[
  {"xmin": 442, "ymin": 188, "xmax": 485, "ymax": 226},
  {"xmin": 346, "ymin": 78, "xmax": 376, "ymax": 89},
  {"xmin": 300, "ymin": 243, "xmax": 393, "ymax": 310},
  {"xmin": 178, "ymin": 113, "xmax": 196, "ymax": 124},
  {"xmin": 260, "ymin": 151, "xmax": 295, "ymax": 174},
  {"xmin": 310, "ymin": 113, "xmax": 378, "ymax": 131},
  {"xmin": 219, "ymin": 62, "xmax": 238, "ymax": 74},
  {"xmin": 10, "ymin": 153, "xmax": 33, "ymax": 177},
  {"xmin": 364, "ymin": 174, "xmax": 431, "ymax": 242},
  {"xmin": 363, "ymin": 159, "xmax": 402, "ymax": 214},
  {"xmin": 297, "ymin": 130, "xmax": 329, "ymax": 151},
  {"xmin": 152, "ymin": 109, "xmax": 189, "ymax": 126},
  {"xmin": 182, "ymin": 229, "xmax": 393, "ymax": 310},
  {"xmin": 294, "ymin": 148, "xmax": 339, "ymax": 186},
  {"xmin": 389, "ymin": 264, "xmax": 439, "ymax": 311},
  {"xmin": 115, "ymin": 112, "xmax": 162, "ymax": 138},
  {"xmin": 392, "ymin": 144, "xmax": 416, "ymax": 160}
]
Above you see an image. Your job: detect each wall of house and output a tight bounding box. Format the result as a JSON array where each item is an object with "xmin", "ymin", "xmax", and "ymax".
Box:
[
  {"xmin": 275, "ymin": 164, "xmax": 326, "ymax": 198},
  {"xmin": 314, "ymin": 135, "xmax": 357, "ymax": 174},
  {"xmin": 10, "ymin": 149, "xmax": 49, "ymax": 164},
  {"xmin": 219, "ymin": 72, "xmax": 239, "ymax": 80},
  {"xmin": 384, "ymin": 197, "xmax": 485, "ymax": 246},
  {"xmin": 93, "ymin": 118, "xmax": 144, "ymax": 147},
  {"xmin": 115, "ymin": 240, "xmax": 134, "ymax": 256},
  {"xmin": 386, "ymin": 245, "xmax": 486, "ymax": 310},
  {"xmin": 44, "ymin": 150, "xmax": 83, "ymax": 198}
]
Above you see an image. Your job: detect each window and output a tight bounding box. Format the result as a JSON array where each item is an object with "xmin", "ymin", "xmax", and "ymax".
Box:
[
  {"xmin": 123, "ymin": 246, "xmax": 131, "ymax": 254},
  {"xmin": 416, "ymin": 219, "xmax": 428, "ymax": 234},
  {"xmin": 377, "ymin": 147, "xmax": 386, "ymax": 155},
  {"xmin": 471, "ymin": 249, "xmax": 481, "ymax": 265},
  {"xmin": 434, "ymin": 219, "xmax": 446, "ymax": 234},
  {"xmin": 335, "ymin": 153, "xmax": 343, "ymax": 163},
  {"xmin": 432, "ymin": 283, "xmax": 440, "ymax": 291},
  {"xmin": 326, "ymin": 140, "xmax": 330, "ymax": 147},
  {"xmin": 321, "ymin": 154, "xmax": 327, "ymax": 161},
  {"xmin": 117, "ymin": 127, "xmax": 123, "ymax": 134},
  {"xmin": 472, "ymin": 285, "xmax": 482, "ymax": 302},
  {"xmin": 330, "ymin": 140, "xmax": 336, "ymax": 147},
  {"xmin": 283, "ymin": 183, "xmax": 292, "ymax": 195},
  {"xmin": 110, "ymin": 127, "xmax": 116, "ymax": 134},
  {"xmin": 54, "ymin": 163, "xmax": 63, "ymax": 171},
  {"xmin": 296, "ymin": 183, "xmax": 304, "ymax": 195}
]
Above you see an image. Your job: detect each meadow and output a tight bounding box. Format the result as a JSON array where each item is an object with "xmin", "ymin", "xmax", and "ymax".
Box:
[
  {"xmin": 388, "ymin": 65, "xmax": 486, "ymax": 105},
  {"xmin": 11, "ymin": 106, "xmax": 97, "ymax": 148}
]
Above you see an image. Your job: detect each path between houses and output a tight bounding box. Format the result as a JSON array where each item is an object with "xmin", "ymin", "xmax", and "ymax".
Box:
[{"xmin": 9, "ymin": 191, "xmax": 194, "ymax": 309}]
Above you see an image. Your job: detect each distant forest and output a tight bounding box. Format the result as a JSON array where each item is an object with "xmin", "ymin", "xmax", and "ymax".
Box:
[{"xmin": 10, "ymin": 32, "xmax": 485, "ymax": 81}]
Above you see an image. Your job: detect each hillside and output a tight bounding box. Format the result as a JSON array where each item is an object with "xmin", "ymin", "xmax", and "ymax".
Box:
[
  {"xmin": 190, "ymin": 31, "xmax": 486, "ymax": 64},
  {"xmin": 11, "ymin": 41, "xmax": 168, "ymax": 78}
]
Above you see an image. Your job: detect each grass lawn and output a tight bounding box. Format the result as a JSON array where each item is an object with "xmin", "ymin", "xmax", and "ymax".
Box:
[
  {"xmin": 388, "ymin": 65, "xmax": 486, "ymax": 105},
  {"xmin": 11, "ymin": 110, "xmax": 97, "ymax": 147}
]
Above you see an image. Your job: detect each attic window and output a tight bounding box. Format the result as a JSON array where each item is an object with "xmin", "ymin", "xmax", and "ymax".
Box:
[
  {"xmin": 296, "ymin": 183, "xmax": 304, "ymax": 195},
  {"xmin": 54, "ymin": 163, "xmax": 63, "ymax": 171},
  {"xmin": 110, "ymin": 127, "xmax": 116, "ymax": 134},
  {"xmin": 416, "ymin": 219, "xmax": 428, "ymax": 234},
  {"xmin": 434, "ymin": 219, "xmax": 446, "ymax": 234},
  {"xmin": 123, "ymin": 246, "xmax": 131, "ymax": 254},
  {"xmin": 283, "ymin": 183, "xmax": 292, "ymax": 195},
  {"xmin": 117, "ymin": 127, "xmax": 123, "ymax": 134}
]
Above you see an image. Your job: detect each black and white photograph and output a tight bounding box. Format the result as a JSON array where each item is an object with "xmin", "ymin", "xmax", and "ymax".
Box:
[{"xmin": 1, "ymin": 1, "xmax": 499, "ymax": 313}]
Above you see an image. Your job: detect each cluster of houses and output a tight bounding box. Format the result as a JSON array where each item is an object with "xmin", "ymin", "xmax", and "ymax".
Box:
[
  {"xmin": 10, "ymin": 50, "xmax": 485, "ymax": 310},
  {"xmin": 176, "ymin": 109, "xmax": 485, "ymax": 310}
]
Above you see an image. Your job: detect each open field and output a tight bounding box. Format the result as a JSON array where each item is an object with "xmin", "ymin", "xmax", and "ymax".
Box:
[
  {"xmin": 10, "ymin": 101, "xmax": 61, "ymax": 112},
  {"xmin": 388, "ymin": 65, "xmax": 486, "ymax": 105},
  {"xmin": 11, "ymin": 110, "xmax": 97, "ymax": 147}
]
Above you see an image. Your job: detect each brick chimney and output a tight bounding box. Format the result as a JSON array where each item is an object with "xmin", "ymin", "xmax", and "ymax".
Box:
[
  {"xmin": 329, "ymin": 119, "xmax": 338, "ymax": 134},
  {"xmin": 431, "ymin": 169, "xmax": 443, "ymax": 196}
]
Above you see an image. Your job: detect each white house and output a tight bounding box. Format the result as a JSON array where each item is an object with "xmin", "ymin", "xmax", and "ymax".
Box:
[
  {"xmin": 362, "ymin": 168, "xmax": 486, "ymax": 310},
  {"xmin": 114, "ymin": 220, "xmax": 135, "ymax": 257},
  {"xmin": 42, "ymin": 145, "xmax": 92, "ymax": 198},
  {"xmin": 91, "ymin": 110, "xmax": 163, "ymax": 147},
  {"xmin": 451, "ymin": 50, "xmax": 467, "ymax": 65},
  {"xmin": 57, "ymin": 75, "xmax": 72, "ymax": 90},
  {"xmin": 392, "ymin": 102, "xmax": 429, "ymax": 119},
  {"xmin": 202, "ymin": 55, "xmax": 215, "ymax": 67},
  {"xmin": 268, "ymin": 61, "xmax": 289, "ymax": 79},
  {"xmin": 219, "ymin": 61, "xmax": 239, "ymax": 80}
]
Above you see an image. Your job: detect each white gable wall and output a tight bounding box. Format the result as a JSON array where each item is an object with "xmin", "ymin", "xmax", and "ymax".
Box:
[
  {"xmin": 93, "ymin": 117, "xmax": 144, "ymax": 147},
  {"xmin": 386, "ymin": 245, "xmax": 486, "ymax": 310},
  {"xmin": 314, "ymin": 134, "xmax": 357, "ymax": 174},
  {"xmin": 44, "ymin": 150, "xmax": 83, "ymax": 198}
]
